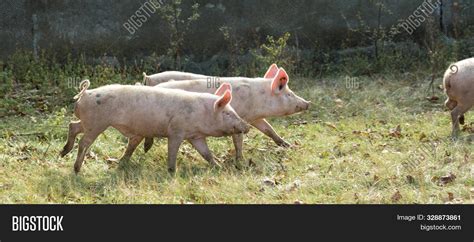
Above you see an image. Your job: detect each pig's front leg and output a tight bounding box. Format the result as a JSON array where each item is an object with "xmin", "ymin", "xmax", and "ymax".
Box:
[
  {"xmin": 189, "ymin": 138, "xmax": 221, "ymax": 168},
  {"xmin": 251, "ymin": 119, "xmax": 291, "ymax": 147},
  {"xmin": 167, "ymin": 135, "xmax": 184, "ymax": 173},
  {"xmin": 232, "ymin": 134, "xmax": 244, "ymax": 161}
]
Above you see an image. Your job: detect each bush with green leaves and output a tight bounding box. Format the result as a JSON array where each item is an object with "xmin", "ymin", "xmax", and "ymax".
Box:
[{"xmin": 157, "ymin": 0, "xmax": 200, "ymax": 70}]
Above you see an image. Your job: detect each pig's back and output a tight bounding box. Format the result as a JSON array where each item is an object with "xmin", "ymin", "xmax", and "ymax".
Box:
[
  {"xmin": 147, "ymin": 71, "xmax": 208, "ymax": 86},
  {"xmin": 157, "ymin": 80, "xmax": 216, "ymax": 94},
  {"xmin": 79, "ymin": 85, "xmax": 215, "ymax": 137}
]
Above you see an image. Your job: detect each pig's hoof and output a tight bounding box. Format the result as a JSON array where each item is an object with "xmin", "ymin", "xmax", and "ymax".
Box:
[
  {"xmin": 450, "ymin": 134, "xmax": 459, "ymax": 141},
  {"xmin": 277, "ymin": 140, "xmax": 291, "ymax": 148},
  {"xmin": 59, "ymin": 147, "xmax": 70, "ymax": 157},
  {"xmin": 232, "ymin": 158, "xmax": 244, "ymax": 170},
  {"xmin": 168, "ymin": 168, "xmax": 176, "ymax": 174},
  {"xmin": 74, "ymin": 167, "xmax": 81, "ymax": 175},
  {"xmin": 234, "ymin": 155, "xmax": 244, "ymax": 163}
]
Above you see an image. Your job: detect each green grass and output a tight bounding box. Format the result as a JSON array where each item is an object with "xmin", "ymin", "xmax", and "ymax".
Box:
[{"xmin": 0, "ymin": 74, "xmax": 473, "ymax": 204}]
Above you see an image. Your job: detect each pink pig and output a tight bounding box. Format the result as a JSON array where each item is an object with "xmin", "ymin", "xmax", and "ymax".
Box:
[
  {"xmin": 143, "ymin": 65, "xmax": 310, "ymax": 161},
  {"xmin": 60, "ymin": 81, "xmax": 249, "ymax": 173},
  {"xmin": 443, "ymin": 58, "xmax": 474, "ymax": 137}
]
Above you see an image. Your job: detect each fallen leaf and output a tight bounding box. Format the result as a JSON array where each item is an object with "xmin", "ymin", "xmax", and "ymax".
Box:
[
  {"xmin": 106, "ymin": 157, "xmax": 119, "ymax": 164},
  {"xmin": 389, "ymin": 125, "xmax": 402, "ymax": 138},
  {"xmin": 440, "ymin": 173, "xmax": 457, "ymax": 185},
  {"xmin": 248, "ymin": 158, "xmax": 256, "ymax": 167},
  {"xmin": 352, "ymin": 130, "xmax": 371, "ymax": 137},
  {"xmin": 324, "ymin": 122, "xmax": 337, "ymax": 130},
  {"xmin": 462, "ymin": 123, "xmax": 474, "ymax": 133},
  {"xmin": 262, "ymin": 178, "xmax": 276, "ymax": 187},
  {"xmin": 86, "ymin": 151, "xmax": 98, "ymax": 160},
  {"xmin": 447, "ymin": 192, "xmax": 454, "ymax": 201},
  {"xmin": 391, "ymin": 190, "xmax": 402, "ymax": 202},
  {"xmin": 285, "ymin": 180, "xmax": 301, "ymax": 192},
  {"xmin": 426, "ymin": 96, "xmax": 440, "ymax": 102},
  {"xmin": 419, "ymin": 133, "xmax": 427, "ymax": 141},
  {"xmin": 434, "ymin": 173, "xmax": 457, "ymax": 186},
  {"xmin": 205, "ymin": 178, "xmax": 219, "ymax": 186},
  {"xmin": 406, "ymin": 175, "xmax": 416, "ymax": 184},
  {"xmin": 306, "ymin": 165, "xmax": 316, "ymax": 172}
]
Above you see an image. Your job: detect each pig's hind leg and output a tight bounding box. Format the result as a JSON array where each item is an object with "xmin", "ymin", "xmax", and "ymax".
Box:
[
  {"xmin": 60, "ymin": 121, "xmax": 83, "ymax": 157},
  {"xmin": 450, "ymin": 104, "xmax": 470, "ymax": 138},
  {"xmin": 74, "ymin": 126, "xmax": 107, "ymax": 174},
  {"xmin": 120, "ymin": 136, "xmax": 144, "ymax": 161},
  {"xmin": 445, "ymin": 98, "xmax": 465, "ymax": 125},
  {"xmin": 251, "ymin": 119, "xmax": 291, "ymax": 147},
  {"xmin": 189, "ymin": 138, "xmax": 221, "ymax": 168},
  {"xmin": 144, "ymin": 138, "xmax": 154, "ymax": 153}
]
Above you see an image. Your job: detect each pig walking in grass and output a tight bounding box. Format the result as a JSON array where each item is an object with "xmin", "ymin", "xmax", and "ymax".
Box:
[
  {"xmin": 143, "ymin": 65, "xmax": 310, "ymax": 161},
  {"xmin": 60, "ymin": 80, "xmax": 249, "ymax": 173},
  {"xmin": 443, "ymin": 58, "xmax": 474, "ymax": 138}
]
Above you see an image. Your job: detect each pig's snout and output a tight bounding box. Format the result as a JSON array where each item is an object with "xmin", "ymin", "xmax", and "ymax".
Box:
[
  {"xmin": 297, "ymin": 100, "xmax": 311, "ymax": 112},
  {"xmin": 236, "ymin": 122, "xmax": 250, "ymax": 134}
]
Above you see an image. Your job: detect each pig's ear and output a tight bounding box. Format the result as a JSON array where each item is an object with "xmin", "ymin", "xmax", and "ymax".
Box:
[
  {"xmin": 214, "ymin": 90, "xmax": 233, "ymax": 111},
  {"xmin": 214, "ymin": 83, "xmax": 232, "ymax": 96},
  {"xmin": 264, "ymin": 63, "xmax": 279, "ymax": 78},
  {"xmin": 271, "ymin": 68, "xmax": 289, "ymax": 95}
]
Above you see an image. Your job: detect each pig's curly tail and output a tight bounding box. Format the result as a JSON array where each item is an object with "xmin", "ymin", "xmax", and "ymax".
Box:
[
  {"xmin": 74, "ymin": 79, "xmax": 91, "ymax": 100},
  {"xmin": 449, "ymin": 64, "xmax": 458, "ymax": 74}
]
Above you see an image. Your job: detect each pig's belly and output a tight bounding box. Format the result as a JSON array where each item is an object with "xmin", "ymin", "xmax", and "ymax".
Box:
[{"xmin": 111, "ymin": 117, "xmax": 168, "ymax": 138}]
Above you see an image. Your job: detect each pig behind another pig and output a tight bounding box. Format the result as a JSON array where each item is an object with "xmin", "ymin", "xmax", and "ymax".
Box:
[{"xmin": 144, "ymin": 67, "xmax": 310, "ymax": 161}]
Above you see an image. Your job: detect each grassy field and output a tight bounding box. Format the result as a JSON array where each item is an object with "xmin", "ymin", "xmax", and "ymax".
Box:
[{"xmin": 0, "ymin": 74, "xmax": 473, "ymax": 204}]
